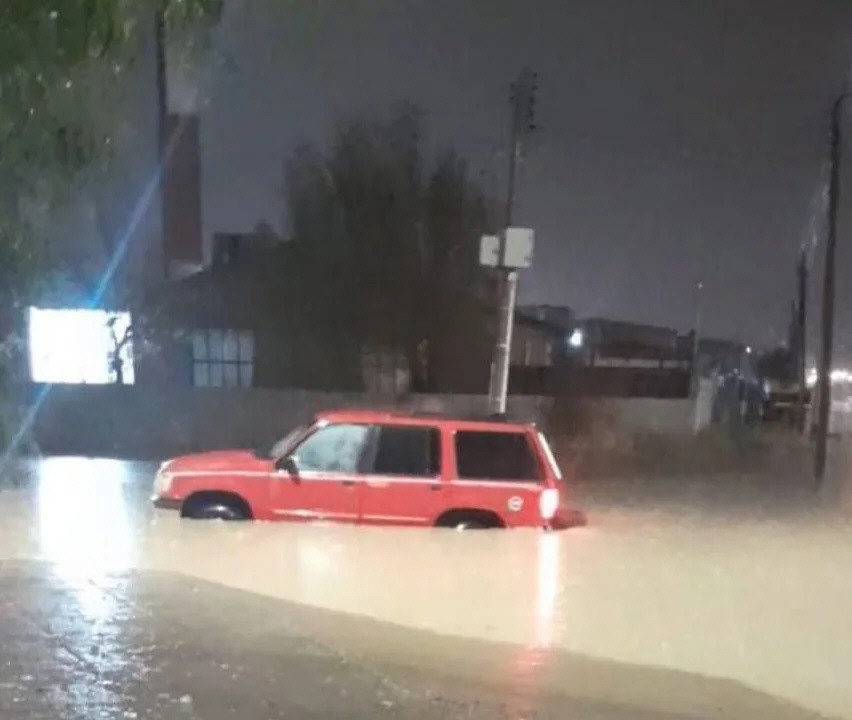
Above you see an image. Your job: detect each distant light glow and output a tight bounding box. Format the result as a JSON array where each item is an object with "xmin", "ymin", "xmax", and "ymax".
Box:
[
  {"xmin": 568, "ymin": 328, "xmax": 584, "ymax": 348},
  {"xmin": 28, "ymin": 307, "xmax": 134, "ymax": 384},
  {"xmin": 832, "ymin": 369, "xmax": 852, "ymax": 384},
  {"xmin": 806, "ymin": 367, "xmax": 852, "ymax": 387},
  {"xmin": 745, "ymin": 346, "xmax": 752, "ymax": 354}
]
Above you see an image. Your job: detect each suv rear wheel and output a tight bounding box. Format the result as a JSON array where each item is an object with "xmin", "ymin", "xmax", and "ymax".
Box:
[
  {"xmin": 435, "ymin": 509, "xmax": 504, "ymax": 530},
  {"xmin": 181, "ymin": 492, "xmax": 251, "ymax": 521},
  {"xmin": 453, "ymin": 519, "xmax": 488, "ymax": 531}
]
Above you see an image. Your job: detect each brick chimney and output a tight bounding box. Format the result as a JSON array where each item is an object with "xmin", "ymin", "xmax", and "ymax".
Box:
[{"xmin": 161, "ymin": 112, "xmax": 203, "ymax": 278}]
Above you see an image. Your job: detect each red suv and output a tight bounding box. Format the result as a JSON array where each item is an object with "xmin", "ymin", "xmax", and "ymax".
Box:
[{"xmin": 152, "ymin": 410, "xmax": 567, "ymax": 529}]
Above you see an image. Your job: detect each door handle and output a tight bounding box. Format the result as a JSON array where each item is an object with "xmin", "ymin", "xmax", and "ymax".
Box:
[{"xmin": 341, "ymin": 480, "xmax": 355, "ymax": 487}]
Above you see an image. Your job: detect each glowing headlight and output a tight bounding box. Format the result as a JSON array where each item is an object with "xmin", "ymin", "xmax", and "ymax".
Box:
[
  {"xmin": 153, "ymin": 462, "xmax": 173, "ymax": 496},
  {"xmin": 538, "ymin": 488, "xmax": 559, "ymax": 520}
]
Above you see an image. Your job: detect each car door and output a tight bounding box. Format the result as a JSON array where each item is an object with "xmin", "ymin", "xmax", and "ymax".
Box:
[
  {"xmin": 359, "ymin": 423, "xmax": 444, "ymax": 526},
  {"xmin": 269, "ymin": 422, "xmax": 369, "ymax": 523}
]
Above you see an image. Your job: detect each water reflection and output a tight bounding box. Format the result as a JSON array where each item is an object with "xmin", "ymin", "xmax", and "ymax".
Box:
[
  {"xmin": 534, "ymin": 532, "xmax": 560, "ymax": 648},
  {"xmin": 504, "ymin": 531, "xmax": 562, "ymax": 718},
  {"xmin": 37, "ymin": 457, "xmax": 137, "ymax": 619},
  {"xmin": 33, "ymin": 458, "xmax": 146, "ymax": 717},
  {"xmin": 37, "ymin": 459, "xmax": 136, "ymax": 579}
]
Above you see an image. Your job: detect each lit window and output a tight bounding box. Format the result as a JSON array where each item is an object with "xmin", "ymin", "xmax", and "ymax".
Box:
[{"xmin": 192, "ymin": 329, "xmax": 254, "ymax": 387}]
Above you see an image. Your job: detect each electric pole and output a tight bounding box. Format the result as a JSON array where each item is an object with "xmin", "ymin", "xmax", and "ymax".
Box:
[
  {"xmin": 487, "ymin": 67, "xmax": 537, "ymax": 416},
  {"xmin": 691, "ymin": 280, "xmax": 703, "ymax": 391},
  {"xmin": 795, "ymin": 247, "xmax": 808, "ymax": 434},
  {"xmin": 814, "ymin": 94, "xmax": 845, "ymax": 485},
  {"xmin": 154, "ymin": 3, "xmax": 169, "ymax": 281}
]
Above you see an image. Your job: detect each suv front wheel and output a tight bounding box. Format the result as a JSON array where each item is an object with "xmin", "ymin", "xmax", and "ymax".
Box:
[{"xmin": 181, "ymin": 492, "xmax": 252, "ymax": 521}]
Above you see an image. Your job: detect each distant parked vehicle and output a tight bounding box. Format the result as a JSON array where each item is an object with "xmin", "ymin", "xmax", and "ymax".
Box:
[
  {"xmin": 152, "ymin": 409, "xmax": 571, "ymax": 530},
  {"xmin": 763, "ymin": 379, "xmax": 809, "ymax": 423}
]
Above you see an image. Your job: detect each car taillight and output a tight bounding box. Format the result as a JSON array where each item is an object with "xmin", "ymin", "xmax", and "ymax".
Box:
[{"xmin": 539, "ymin": 487, "xmax": 559, "ymax": 520}]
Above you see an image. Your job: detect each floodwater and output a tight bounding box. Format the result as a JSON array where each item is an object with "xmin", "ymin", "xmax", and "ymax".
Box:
[{"xmin": 1, "ymin": 457, "xmax": 852, "ymax": 719}]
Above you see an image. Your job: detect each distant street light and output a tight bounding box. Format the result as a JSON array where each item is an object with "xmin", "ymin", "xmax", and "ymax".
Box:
[{"xmin": 568, "ymin": 328, "xmax": 584, "ymax": 349}]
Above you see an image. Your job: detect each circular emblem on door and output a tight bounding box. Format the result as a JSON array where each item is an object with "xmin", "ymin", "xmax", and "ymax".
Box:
[{"xmin": 507, "ymin": 496, "xmax": 523, "ymax": 512}]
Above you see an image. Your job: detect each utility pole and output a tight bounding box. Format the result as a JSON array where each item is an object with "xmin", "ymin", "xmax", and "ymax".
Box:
[
  {"xmin": 691, "ymin": 280, "xmax": 703, "ymax": 391},
  {"xmin": 814, "ymin": 94, "xmax": 846, "ymax": 485},
  {"xmin": 154, "ymin": 2, "xmax": 171, "ymax": 281},
  {"xmin": 795, "ymin": 248, "xmax": 808, "ymax": 434},
  {"xmin": 155, "ymin": 4, "xmax": 167, "ymax": 157},
  {"xmin": 487, "ymin": 68, "xmax": 537, "ymax": 416}
]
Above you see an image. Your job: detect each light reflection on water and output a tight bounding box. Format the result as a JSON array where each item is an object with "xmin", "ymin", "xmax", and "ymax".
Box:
[
  {"xmin": 37, "ymin": 458, "xmax": 136, "ymax": 589},
  {"xmin": 503, "ymin": 532, "xmax": 561, "ymax": 718},
  {"xmin": 32, "ymin": 458, "xmax": 145, "ymax": 716}
]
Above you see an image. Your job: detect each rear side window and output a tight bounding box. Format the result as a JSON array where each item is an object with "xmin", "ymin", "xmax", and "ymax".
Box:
[
  {"xmin": 537, "ymin": 431, "xmax": 563, "ymax": 480},
  {"xmin": 454, "ymin": 431, "xmax": 539, "ymax": 481},
  {"xmin": 371, "ymin": 426, "xmax": 440, "ymax": 477}
]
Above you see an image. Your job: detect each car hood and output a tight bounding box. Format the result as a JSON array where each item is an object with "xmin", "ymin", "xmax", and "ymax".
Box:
[{"xmin": 165, "ymin": 450, "xmax": 270, "ymax": 473}]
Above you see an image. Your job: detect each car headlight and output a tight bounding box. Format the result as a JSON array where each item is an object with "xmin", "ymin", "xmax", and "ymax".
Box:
[
  {"xmin": 538, "ymin": 488, "xmax": 559, "ymax": 520},
  {"xmin": 153, "ymin": 462, "xmax": 173, "ymax": 497}
]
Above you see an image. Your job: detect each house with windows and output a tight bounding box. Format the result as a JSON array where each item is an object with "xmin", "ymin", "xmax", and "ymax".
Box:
[
  {"xmin": 136, "ymin": 230, "xmax": 574, "ymax": 395},
  {"xmin": 138, "ymin": 233, "xmax": 362, "ymax": 390}
]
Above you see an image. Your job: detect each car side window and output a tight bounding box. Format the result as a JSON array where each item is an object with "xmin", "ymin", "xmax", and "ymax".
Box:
[
  {"xmin": 370, "ymin": 426, "xmax": 440, "ymax": 477},
  {"xmin": 454, "ymin": 431, "xmax": 539, "ymax": 481},
  {"xmin": 291, "ymin": 423, "xmax": 369, "ymax": 473}
]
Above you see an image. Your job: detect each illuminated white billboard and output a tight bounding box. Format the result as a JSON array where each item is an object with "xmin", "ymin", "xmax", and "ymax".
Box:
[{"xmin": 28, "ymin": 307, "xmax": 134, "ymax": 384}]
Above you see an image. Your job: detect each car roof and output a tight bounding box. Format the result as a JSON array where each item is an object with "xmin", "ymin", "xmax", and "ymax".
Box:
[{"xmin": 315, "ymin": 409, "xmax": 535, "ymax": 432}]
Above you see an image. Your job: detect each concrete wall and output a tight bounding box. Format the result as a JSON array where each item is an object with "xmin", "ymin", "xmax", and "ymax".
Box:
[
  {"xmin": 578, "ymin": 381, "xmax": 714, "ymax": 440},
  {"xmin": 32, "ymin": 385, "xmax": 552, "ymax": 459},
  {"xmin": 595, "ymin": 398, "xmax": 699, "ymax": 435}
]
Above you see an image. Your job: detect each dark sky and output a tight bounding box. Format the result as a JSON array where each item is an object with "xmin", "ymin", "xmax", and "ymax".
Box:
[{"xmin": 192, "ymin": 0, "xmax": 852, "ymax": 358}]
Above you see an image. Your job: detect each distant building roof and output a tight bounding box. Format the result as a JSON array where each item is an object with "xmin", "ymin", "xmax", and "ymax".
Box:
[
  {"xmin": 517, "ymin": 305, "xmax": 575, "ymax": 332},
  {"xmin": 581, "ymin": 317, "xmax": 678, "ymax": 350}
]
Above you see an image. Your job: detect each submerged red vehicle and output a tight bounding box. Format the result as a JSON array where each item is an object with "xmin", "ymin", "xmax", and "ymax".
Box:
[{"xmin": 152, "ymin": 409, "xmax": 569, "ymax": 529}]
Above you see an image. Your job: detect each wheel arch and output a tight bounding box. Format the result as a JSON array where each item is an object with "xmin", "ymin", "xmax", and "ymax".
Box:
[
  {"xmin": 433, "ymin": 508, "xmax": 505, "ymax": 529},
  {"xmin": 181, "ymin": 490, "xmax": 254, "ymax": 520}
]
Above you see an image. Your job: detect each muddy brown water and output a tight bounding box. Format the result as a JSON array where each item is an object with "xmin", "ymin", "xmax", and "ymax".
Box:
[{"xmin": 0, "ymin": 457, "xmax": 850, "ymax": 718}]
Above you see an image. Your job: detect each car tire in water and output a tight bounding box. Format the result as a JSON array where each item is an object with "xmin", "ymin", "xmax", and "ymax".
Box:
[
  {"xmin": 454, "ymin": 520, "xmax": 488, "ymax": 531},
  {"xmin": 435, "ymin": 509, "xmax": 504, "ymax": 530},
  {"xmin": 182, "ymin": 494, "xmax": 250, "ymax": 521}
]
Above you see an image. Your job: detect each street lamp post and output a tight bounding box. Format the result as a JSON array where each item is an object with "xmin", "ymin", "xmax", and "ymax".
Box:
[{"xmin": 814, "ymin": 93, "xmax": 847, "ymax": 485}]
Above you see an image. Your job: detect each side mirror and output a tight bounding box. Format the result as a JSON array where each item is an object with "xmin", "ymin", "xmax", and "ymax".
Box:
[{"xmin": 275, "ymin": 455, "xmax": 299, "ymax": 477}]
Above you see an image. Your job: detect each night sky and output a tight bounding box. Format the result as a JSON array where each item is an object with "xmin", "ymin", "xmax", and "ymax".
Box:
[{"xmin": 188, "ymin": 0, "xmax": 852, "ymax": 359}]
